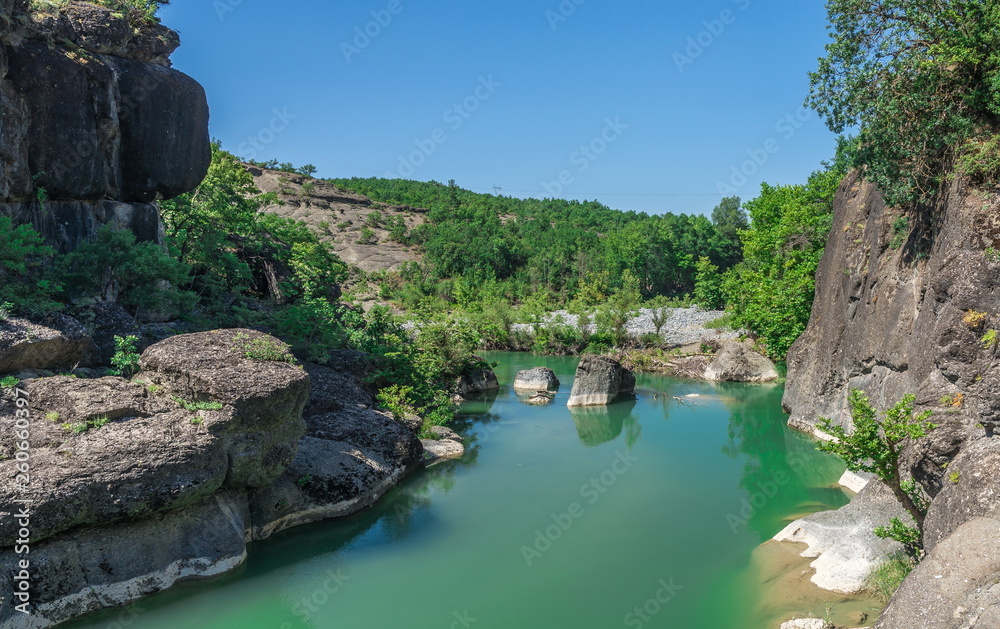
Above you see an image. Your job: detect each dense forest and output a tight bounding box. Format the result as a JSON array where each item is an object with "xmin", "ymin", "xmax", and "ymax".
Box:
[{"xmin": 326, "ymin": 177, "xmax": 746, "ymax": 308}]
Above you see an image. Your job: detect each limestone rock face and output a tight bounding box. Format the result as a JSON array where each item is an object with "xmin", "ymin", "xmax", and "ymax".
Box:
[
  {"xmin": 0, "ymin": 329, "xmax": 309, "ymax": 547},
  {"xmin": 513, "ymin": 367, "xmax": 560, "ymax": 391},
  {"xmin": 566, "ymin": 355, "xmax": 635, "ymax": 407},
  {"xmin": 245, "ymin": 361, "xmax": 422, "ymax": 539},
  {"xmin": 782, "ymin": 169, "xmax": 1000, "ymax": 625},
  {"xmin": 0, "ymin": 492, "xmax": 250, "ymax": 629},
  {"xmin": 875, "ymin": 517, "xmax": 1000, "ymax": 629},
  {"xmin": 0, "ymin": 314, "xmax": 91, "ymax": 374},
  {"xmin": 773, "ymin": 480, "xmax": 911, "ymax": 594},
  {"xmin": 0, "ymin": 343, "xmax": 425, "ymax": 629},
  {"xmin": 922, "ymin": 436, "xmax": 1000, "ymax": 553},
  {"xmin": 703, "ymin": 339, "xmax": 779, "ymax": 383}
]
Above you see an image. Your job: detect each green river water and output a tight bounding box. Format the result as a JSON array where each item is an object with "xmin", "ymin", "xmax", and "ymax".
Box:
[{"xmin": 63, "ymin": 352, "xmax": 875, "ymax": 629}]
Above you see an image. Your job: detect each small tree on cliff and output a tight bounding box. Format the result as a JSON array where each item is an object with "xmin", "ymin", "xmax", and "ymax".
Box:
[{"xmin": 817, "ymin": 390, "xmax": 935, "ymax": 558}]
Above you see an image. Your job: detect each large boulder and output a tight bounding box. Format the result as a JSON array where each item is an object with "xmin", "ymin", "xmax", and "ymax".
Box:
[
  {"xmin": 875, "ymin": 517, "xmax": 1000, "ymax": 629},
  {"xmin": 704, "ymin": 339, "xmax": 779, "ymax": 383},
  {"xmin": 0, "ymin": 314, "xmax": 91, "ymax": 374},
  {"xmin": 138, "ymin": 329, "xmax": 310, "ymax": 487},
  {"xmin": 922, "ymin": 436, "xmax": 1000, "ymax": 552},
  {"xmin": 566, "ymin": 355, "xmax": 635, "ymax": 407},
  {"xmin": 513, "ymin": 367, "xmax": 560, "ymax": 391},
  {"xmin": 773, "ymin": 480, "xmax": 911, "ymax": 593},
  {"xmin": 248, "ymin": 362, "xmax": 422, "ymax": 539},
  {"xmin": 0, "ymin": 329, "xmax": 310, "ymax": 546},
  {"xmin": 453, "ymin": 355, "xmax": 499, "ymax": 398}
]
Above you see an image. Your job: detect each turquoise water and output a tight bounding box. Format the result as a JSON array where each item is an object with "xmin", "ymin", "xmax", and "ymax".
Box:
[{"xmin": 63, "ymin": 352, "xmax": 851, "ymax": 629}]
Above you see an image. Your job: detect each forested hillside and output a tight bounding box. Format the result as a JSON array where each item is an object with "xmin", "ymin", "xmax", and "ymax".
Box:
[{"xmin": 326, "ymin": 177, "xmax": 746, "ymax": 311}]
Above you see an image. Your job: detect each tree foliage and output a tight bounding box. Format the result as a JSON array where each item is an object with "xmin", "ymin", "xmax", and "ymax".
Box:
[
  {"xmin": 817, "ymin": 389, "xmax": 935, "ymax": 555},
  {"xmin": 722, "ymin": 149, "xmax": 849, "ymax": 359},
  {"xmin": 808, "ymin": 0, "xmax": 1000, "ymax": 204},
  {"xmin": 329, "ymin": 177, "xmax": 743, "ymax": 309}
]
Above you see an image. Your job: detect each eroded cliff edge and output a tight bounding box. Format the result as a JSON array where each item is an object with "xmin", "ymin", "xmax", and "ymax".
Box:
[
  {"xmin": 0, "ymin": 0, "xmax": 210, "ymax": 251},
  {"xmin": 782, "ymin": 169, "xmax": 1000, "ymax": 628}
]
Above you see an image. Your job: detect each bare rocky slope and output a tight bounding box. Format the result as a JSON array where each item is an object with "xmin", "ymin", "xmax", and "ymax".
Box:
[
  {"xmin": 782, "ymin": 169, "xmax": 1000, "ymax": 628},
  {"xmin": 250, "ymin": 167, "xmax": 426, "ymax": 274}
]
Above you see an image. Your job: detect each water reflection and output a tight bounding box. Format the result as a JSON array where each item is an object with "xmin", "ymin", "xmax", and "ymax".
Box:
[
  {"xmin": 567, "ymin": 397, "xmax": 639, "ymax": 448},
  {"xmin": 715, "ymin": 381, "xmax": 847, "ymax": 539}
]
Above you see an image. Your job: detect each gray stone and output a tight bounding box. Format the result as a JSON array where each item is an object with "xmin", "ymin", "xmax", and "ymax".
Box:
[
  {"xmin": 773, "ymin": 480, "xmax": 911, "ymax": 593},
  {"xmin": 704, "ymin": 339, "xmax": 779, "ymax": 382},
  {"xmin": 420, "ymin": 438, "xmax": 465, "ymax": 463},
  {"xmin": 923, "ymin": 436, "xmax": 1000, "ymax": 552},
  {"xmin": 513, "ymin": 367, "xmax": 559, "ymax": 391},
  {"xmin": 780, "ymin": 620, "xmax": 835, "ymax": 629},
  {"xmin": 566, "ymin": 355, "xmax": 634, "ymax": 406},
  {"xmin": 875, "ymin": 517, "xmax": 1000, "ymax": 629},
  {"xmin": 0, "ymin": 314, "xmax": 91, "ymax": 374},
  {"xmin": 453, "ymin": 356, "xmax": 499, "ymax": 398},
  {"xmin": 429, "ymin": 425, "xmax": 462, "ymax": 442},
  {"xmin": 138, "ymin": 329, "xmax": 310, "ymax": 488}
]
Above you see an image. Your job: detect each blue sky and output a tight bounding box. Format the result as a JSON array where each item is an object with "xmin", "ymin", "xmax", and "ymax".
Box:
[{"xmin": 160, "ymin": 0, "xmax": 837, "ymax": 217}]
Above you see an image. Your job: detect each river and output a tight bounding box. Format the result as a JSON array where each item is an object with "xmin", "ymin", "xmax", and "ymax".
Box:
[{"xmin": 62, "ymin": 352, "xmax": 879, "ymax": 629}]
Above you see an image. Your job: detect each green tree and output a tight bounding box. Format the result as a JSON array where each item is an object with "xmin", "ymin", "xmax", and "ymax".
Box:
[
  {"xmin": 0, "ymin": 216, "xmax": 60, "ymax": 315},
  {"xmin": 817, "ymin": 390, "xmax": 935, "ymax": 556},
  {"xmin": 722, "ymin": 147, "xmax": 850, "ymax": 359},
  {"xmin": 693, "ymin": 257, "xmax": 725, "ymax": 310},
  {"xmin": 808, "ymin": 0, "xmax": 1000, "ymax": 204},
  {"xmin": 710, "ymin": 196, "xmax": 747, "ymax": 267}
]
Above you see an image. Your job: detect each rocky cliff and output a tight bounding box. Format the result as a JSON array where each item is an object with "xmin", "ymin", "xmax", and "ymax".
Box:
[
  {"xmin": 0, "ymin": 329, "xmax": 424, "ymax": 628},
  {"xmin": 782, "ymin": 169, "xmax": 1000, "ymax": 627},
  {"xmin": 0, "ymin": 0, "xmax": 210, "ymax": 251}
]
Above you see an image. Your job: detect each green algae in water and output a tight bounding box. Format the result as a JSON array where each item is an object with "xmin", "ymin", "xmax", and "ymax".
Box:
[{"xmin": 61, "ymin": 352, "xmax": 857, "ymax": 629}]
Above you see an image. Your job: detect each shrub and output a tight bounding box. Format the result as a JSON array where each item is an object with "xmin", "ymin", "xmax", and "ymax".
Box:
[
  {"xmin": 233, "ymin": 333, "xmax": 297, "ymax": 363},
  {"xmin": 0, "ymin": 376, "xmax": 20, "ymax": 389},
  {"xmin": 818, "ymin": 390, "xmax": 935, "ymax": 557},
  {"xmin": 889, "ymin": 216, "xmax": 910, "ymax": 250},
  {"xmin": 108, "ymin": 335, "xmax": 141, "ymax": 378}
]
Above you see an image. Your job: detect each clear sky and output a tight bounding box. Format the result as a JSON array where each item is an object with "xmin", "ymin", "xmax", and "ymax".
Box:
[{"xmin": 160, "ymin": 0, "xmax": 837, "ymax": 217}]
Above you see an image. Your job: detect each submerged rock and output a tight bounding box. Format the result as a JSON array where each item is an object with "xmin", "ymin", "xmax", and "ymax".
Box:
[
  {"xmin": 773, "ymin": 481, "xmax": 910, "ymax": 594},
  {"xmin": 566, "ymin": 355, "xmax": 635, "ymax": 407}
]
